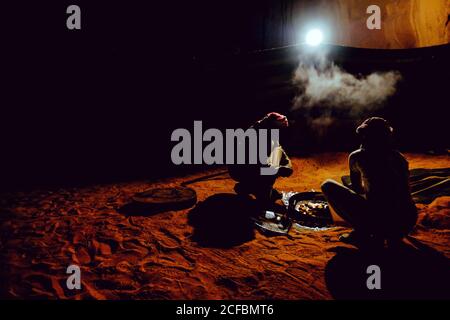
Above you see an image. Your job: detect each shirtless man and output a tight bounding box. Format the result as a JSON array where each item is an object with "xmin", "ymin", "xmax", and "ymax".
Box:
[{"xmin": 321, "ymin": 117, "xmax": 417, "ymax": 247}]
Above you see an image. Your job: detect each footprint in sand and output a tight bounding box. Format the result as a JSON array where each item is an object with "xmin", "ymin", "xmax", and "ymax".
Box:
[
  {"xmin": 277, "ymin": 253, "xmax": 299, "ymax": 263},
  {"xmin": 216, "ymin": 277, "xmax": 239, "ymax": 292},
  {"xmin": 73, "ymin": 246, "xmax": 91, "ymax": 265},
  {"xmin": 139, "ymin": 250, "xmax": 194, "ymax": 272},
  {"xmin": 22, "ymin": 273, "xmax": 65, "ymax": 298},
  {"xmin": 92, "ymin": 239, "xmax": 113, "ymax": 256}
]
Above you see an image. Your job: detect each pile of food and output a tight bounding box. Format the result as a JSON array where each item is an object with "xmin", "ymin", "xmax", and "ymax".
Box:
[
  {"xmin": 255, "ymin": 191, "xmax": 334, "ymax": 236},
  {"xmin": 291, "ymin": 198, "xmax": 333, "ymax": 228}
]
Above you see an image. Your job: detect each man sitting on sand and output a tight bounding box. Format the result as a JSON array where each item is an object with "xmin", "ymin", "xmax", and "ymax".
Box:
[
  {"xmin": 321, "ymin": 117, "xmax": 417, "ymax": 247},
  {"xmin": 228, "ymin": 112, "xmax": 293, "ymax": 209}
]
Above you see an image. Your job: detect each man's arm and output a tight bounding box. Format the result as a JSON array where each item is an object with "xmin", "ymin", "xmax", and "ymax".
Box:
[
  {"xmin": 349, "ymin": 152, "xmax": 364, "ymax": 194},
  {"xmin": 278, "ymin": 147, "xmax": 293, "ymax": 177}
]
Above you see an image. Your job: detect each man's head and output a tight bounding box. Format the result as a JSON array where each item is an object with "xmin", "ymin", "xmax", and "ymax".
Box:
[
  {"xmin": 259, "ymin": 112, "xmax": 289, "ymax": 129},
  {"xmin": 356, "ymin": 117, "xmax": 393, "ymax": 148}
]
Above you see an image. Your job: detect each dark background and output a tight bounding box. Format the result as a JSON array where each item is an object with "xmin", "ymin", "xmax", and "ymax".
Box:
[{"xmin": 1, "ymin": 1, "xmax": 448, "ymax": 190}]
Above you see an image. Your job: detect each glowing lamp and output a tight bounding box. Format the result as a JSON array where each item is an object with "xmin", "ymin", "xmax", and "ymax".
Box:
[{"xmin": 305, "ymin": 29, "xmax": 324, "ymax": 47}]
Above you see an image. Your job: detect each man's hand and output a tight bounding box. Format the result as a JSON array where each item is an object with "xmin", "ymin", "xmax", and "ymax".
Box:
[{"xmin": 278, "ymin": 166, "xmax": 293, "ymax": 177}]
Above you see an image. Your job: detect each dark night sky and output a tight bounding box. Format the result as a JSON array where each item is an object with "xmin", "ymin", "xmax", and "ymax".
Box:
[{"xmin": 1, "ymin": 1, "xmax": 448, "ymax": 190}]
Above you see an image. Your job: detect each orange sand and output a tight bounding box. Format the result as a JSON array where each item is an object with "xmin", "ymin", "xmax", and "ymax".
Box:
[{"xmin": 0, "ymin": 153, "xmax": 449, "ymax": 299}]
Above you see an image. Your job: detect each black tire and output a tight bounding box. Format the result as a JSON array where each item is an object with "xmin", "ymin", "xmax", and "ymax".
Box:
[{"xmin": 132, "ymin": 186, "xmax": 197, "ymax": 212}]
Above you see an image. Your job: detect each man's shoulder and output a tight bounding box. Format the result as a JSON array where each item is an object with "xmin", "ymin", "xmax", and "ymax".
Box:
[
  {"xmin": 349, "ymin": 148, "xmax": 364, "ymax": 159},
  {"xmin": 348, "ymin": 149, "xmax": 364, "ymax": 167}
]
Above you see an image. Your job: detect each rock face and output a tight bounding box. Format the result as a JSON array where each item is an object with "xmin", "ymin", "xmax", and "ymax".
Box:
[
  {"xmin": 328, "ymin": 0, "xmax": 450, "ymax": 48},
  {"xmin": 250, "ymin": 0, "xmax": 450, "ymax": 49}
]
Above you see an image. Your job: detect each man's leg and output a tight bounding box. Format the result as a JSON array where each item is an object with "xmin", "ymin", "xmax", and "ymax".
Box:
[
  {"xmin": 321, "ymin": 179, "xmax": 369, "ymax": 231},
  {"xmin": 253, "ymin": 175, "xmax": 278, "ymax": 208}
]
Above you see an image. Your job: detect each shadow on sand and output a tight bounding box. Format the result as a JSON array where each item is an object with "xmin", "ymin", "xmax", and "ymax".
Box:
[
  {"xmin": 187, "ymin": 193, "xmax": 259, "ymax": 248},
  {"xmin": 325, "ymin": 236, "xmax": 450, "ymax": 299}
]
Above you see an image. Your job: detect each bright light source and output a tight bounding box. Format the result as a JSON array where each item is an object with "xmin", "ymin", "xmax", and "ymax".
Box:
[{"xmin": 305, "ymin": 29, "xmax": 323, "ymax": 47}]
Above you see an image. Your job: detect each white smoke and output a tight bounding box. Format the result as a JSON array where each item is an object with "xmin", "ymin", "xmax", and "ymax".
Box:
[{"xmin": 292, "ymin": 52, "xmax": 401, "ymax": 114}]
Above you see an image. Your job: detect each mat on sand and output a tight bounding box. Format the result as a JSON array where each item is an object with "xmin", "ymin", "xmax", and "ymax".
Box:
[{"xmin": 342, "ymin": 168, "xmax": 450, "ymax": 204}]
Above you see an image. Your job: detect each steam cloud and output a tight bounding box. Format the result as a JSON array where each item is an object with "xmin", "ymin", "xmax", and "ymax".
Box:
[{"xmin": 292, "ymin": 52, "xmax": 401, "ymax": 114}]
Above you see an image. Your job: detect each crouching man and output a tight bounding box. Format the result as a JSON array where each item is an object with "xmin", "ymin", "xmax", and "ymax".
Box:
[
  {"xmin": 228, "ymin": 112, "xmax": 293, "ymax": 209},
  {"xmin": 321, "ymin": 117, "xmax": 417, "ymax": 247}
]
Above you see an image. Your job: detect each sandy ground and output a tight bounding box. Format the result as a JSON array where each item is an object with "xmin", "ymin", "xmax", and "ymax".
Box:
[{"xmin": 0, "ymin": 153, "xmax": 449, "ymax": 299}]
